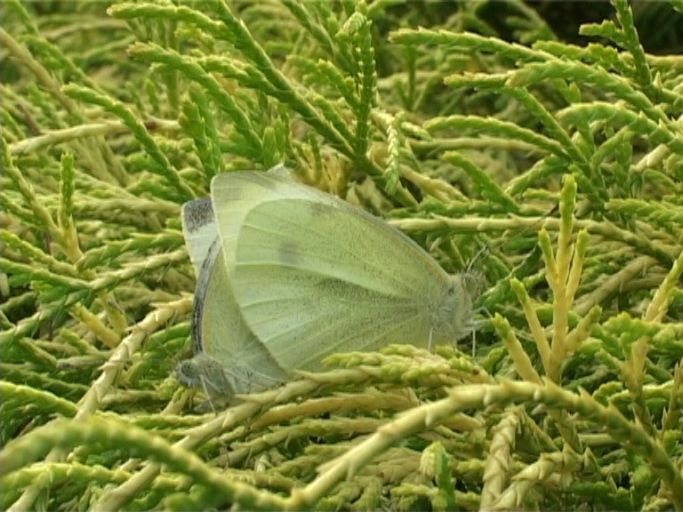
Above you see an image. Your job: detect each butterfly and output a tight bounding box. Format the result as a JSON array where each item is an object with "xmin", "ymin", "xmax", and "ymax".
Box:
[{"xmin": 175, "ymin": 166, "xmax": 476, "ymax": 402}]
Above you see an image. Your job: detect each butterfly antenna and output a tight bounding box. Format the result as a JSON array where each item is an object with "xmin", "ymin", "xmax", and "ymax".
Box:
[
  {"xmin": 469, "ymin": 306, "xmax": 492, "ymax": 359},
  {"xmin": 466, "ymin": 242, "xmax": 489, "ymax": 275}
]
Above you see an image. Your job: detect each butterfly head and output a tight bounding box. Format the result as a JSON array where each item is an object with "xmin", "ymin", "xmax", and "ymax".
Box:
[{"xmin": 431, "ymin": 271, "xmax": 487, "ymax": 343}]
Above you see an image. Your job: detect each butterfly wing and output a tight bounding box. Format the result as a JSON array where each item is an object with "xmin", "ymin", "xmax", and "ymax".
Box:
[
  {"xmin": 211, "ymin": 171, "xmax": 454, "ymax": 371},
  {"xmin": 191, "ymin": 237, "xmax": 288, "ymax": 394}
]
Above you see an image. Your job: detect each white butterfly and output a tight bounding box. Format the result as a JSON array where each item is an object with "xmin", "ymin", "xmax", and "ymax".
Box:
[{"xmin": 176, "ymin": 166, "xmax": 475, "ymax": 401}]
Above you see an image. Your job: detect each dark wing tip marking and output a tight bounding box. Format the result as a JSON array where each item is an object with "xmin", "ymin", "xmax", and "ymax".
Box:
[{"xmin": 182, "ymin": 197, "xmax": 214, "ymax": 232}]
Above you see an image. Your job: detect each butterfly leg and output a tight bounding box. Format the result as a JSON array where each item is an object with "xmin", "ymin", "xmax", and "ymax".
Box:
[
  {"xmin": 469, "ymin": 306, "xmax": 492, "ymax": 358},
  {"xmin": 200, "ymin": 375, "xmax": 218, "ymax": 415}
]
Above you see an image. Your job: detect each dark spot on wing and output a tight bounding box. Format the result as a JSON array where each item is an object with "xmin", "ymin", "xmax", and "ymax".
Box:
[
  {"xmin": 308, "ymin": 199, "xmax": 333, "ymax": 218},
  {"xmin": 306, "ymin": 199, "xmax": 345, "ymax": 234},
  {"xmin": 279, "ymin": 239, "xmax": 301, "ymax": 265}
]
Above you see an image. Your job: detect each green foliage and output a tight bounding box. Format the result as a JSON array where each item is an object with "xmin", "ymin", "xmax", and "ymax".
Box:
[{"xmin": 1, "ymin": 1, "xmax": 682, "ymax": 510}]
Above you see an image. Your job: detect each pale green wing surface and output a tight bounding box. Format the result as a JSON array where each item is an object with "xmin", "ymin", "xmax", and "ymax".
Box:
[{"xmin": 232, "ymin": 255, "xmax": 433, "ymax": 370}]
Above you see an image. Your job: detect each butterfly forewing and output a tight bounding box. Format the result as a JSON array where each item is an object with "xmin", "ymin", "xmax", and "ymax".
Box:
[{"xmin": 211, "ymin": 171, "xmax": 453, "ymax": 371}]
